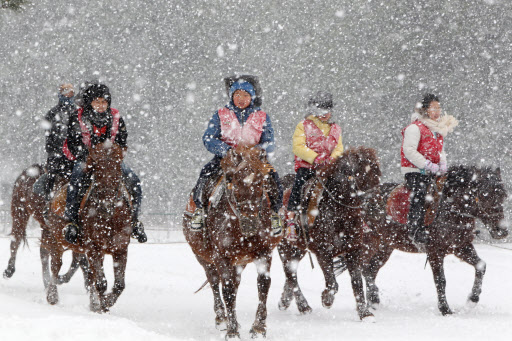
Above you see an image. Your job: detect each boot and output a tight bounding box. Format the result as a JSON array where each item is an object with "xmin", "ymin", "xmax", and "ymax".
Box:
[
  {"xmin": 285, "ymin": 218, "xmax": 298, "ymax": 242},
  {"xmin": 131, "ymin": 220, "xmax": 147, "ymax": 243},
  {"xmin": 271, "ymin": 211, "xmax": 283, "ymax": 236},
  {"xmin": 190, "ymin": 208, "xmax": 204, "ymax": 231},
  {"xmin": 63, "ymin": 222, "xmax": 80, "ymax": 244},
  {"xmin": 408, "ymin": 225, "xmax": 429, "ymax": 245}
]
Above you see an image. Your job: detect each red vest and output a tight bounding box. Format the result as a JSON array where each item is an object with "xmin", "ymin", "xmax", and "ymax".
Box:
[
  {"xmin": 401, "ymin": 120, "xmax": 444, "ymax": 168},
  {"xmin": 218, "ymin": 107, "xmax": 267, "ymax": 148},
  {"xmin": 63, "ymin": 108, "xmax": 121, "ymax": 161},
  {"xmin": 294, "ymin": 119, "xmax": 341, "ymax": 171}
]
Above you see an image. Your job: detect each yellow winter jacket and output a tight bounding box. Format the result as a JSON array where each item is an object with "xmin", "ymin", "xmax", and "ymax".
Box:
[{"xmin": 292, "ymin": 115, "xmax": 344, "ymax": 164}]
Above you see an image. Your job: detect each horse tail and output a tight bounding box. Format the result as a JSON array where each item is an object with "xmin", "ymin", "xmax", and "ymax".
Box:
[{"xmin": 9, "ymin": 164, "xmax": 44, "ymax": 247}]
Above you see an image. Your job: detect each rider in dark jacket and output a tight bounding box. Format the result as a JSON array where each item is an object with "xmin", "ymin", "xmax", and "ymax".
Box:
[
  {"xmin": 62, "ymin": 83, "xmax": 147, "ymax": 244},
  {"xmin": 43, "ymin": 83, "xmax": 75, "ymax": 200}
]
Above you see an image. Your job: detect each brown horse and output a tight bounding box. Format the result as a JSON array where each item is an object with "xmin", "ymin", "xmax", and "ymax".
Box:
[
  {"xmin": 339, "ymin": 165, "xmax": 508, "ymax": 315},
  {"xmin": 183, "ymin": 146, "xmax": 283, "ymax": 339},
  {"xmin": 43, "ymin": 142, "xmax": 132, "ymax": 312},
  {"xmin": 277, "ymin": 147, "xmax": 381, "ymax": 320},
  {"xmin": 3, "ymin": 164, "xmax": 88, "ymax": 287}
]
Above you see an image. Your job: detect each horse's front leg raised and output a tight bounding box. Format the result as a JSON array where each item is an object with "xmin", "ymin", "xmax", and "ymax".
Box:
[
  {"xmin": 102, "ymin": 250, "xmax": 127, "ymax": 311},
  {"xmin": 277, "ymin": 241, "xmax": 312, "ymax": 314},
  {"xmin": 427, "ymin": 252, "xmax": 452, "ymax": 315},
  {"xmin": 217, "ymin": 258, "xmax": 242, "ymax": 339},
  {"xmin": 250, "ymin": 255, "xmax": 272, "ymax": 338},
  {"xmin": 57, "ymin": 252, "xmax": 83, "ymax": 284},
  {"xmin": 315, "ymin": 246, "xmax": 338, "ymax": 309},
  {"xmin": 346, "ymin": 250, "xmax": 373, "ymax": 320},
  {"xmin": 454, "ymin": 244, "xmax": 486, "ymax": 308}
]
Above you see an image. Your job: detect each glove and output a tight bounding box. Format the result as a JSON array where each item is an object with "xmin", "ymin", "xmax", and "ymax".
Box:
[
  {"xmin": 424, "ymin": 160, "xmax": 440, "ymax": 174},
  {"xmin": 314, "ymin": 154, "xmax": 330, "ymax": 164},
  {"xmin": 439, "ymin": 161, "xmax": 447, "ymax": 174}
]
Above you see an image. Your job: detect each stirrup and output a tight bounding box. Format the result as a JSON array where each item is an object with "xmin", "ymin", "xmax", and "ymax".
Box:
[
  {"xmin": 285, "ymin": 220, "xmax": 298, "ymax": 242},
  {"xmin": 190, "ymin": 208, "xmax": 204, "ymax": 231},
  {"xmin": 63, "ymin": 222, "xmax": 80, "ymax": 244},
  {"xmin": 131, "ymin": 220, "xmax": 147, "ymax": 243},
  {"xmin": 271, "ymin": 212, "xmax": 283, "ymax": 236}
]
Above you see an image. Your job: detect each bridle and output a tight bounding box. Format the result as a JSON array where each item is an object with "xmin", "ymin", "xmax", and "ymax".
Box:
[{"xmin": 317, "ymin": 155, "xmax": 366, "ymax": 209}]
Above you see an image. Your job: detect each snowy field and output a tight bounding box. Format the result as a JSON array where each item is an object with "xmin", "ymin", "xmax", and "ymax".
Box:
[{"xmin": 1, "ymin": 235, "xmax": 511, "ymax": 341}]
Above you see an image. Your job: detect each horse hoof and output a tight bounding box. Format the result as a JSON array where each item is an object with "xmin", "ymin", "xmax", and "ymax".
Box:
[
  {"xmin": 225, "ymin": 332, "xmax": 241, "ymax": 340},
  {"xmin": 278, "ymin": 299, "xmax": 291, "ymax": 311},
  {"xmin": 361, "ymin": 314, "xmax": 376, "ymax": 323},
  {"xmin": 465, "ymin": 300, "xmax": 478, "ymax": 310},
  {"xmin": 440, "ymin": 307, "xmax": 453, "ymax": 316},
  {"xmin": 216, "ymin": 319, "xmax": 227, "ymax": 331},
  {"xmin": 46, "ymin": 287, "xmax": 59, "ymax": 305},
  {"xmin": 3, "ymin": 267, "xmax": 14, "ymax": 279},
  {"xmin": 370, "ymin": 302, "xmax": 380, "ymax": 310},
  {"xmin": 250, "ymin": 325, "xmax": 266, "ymax": 339},
  {"xmin": 321, "ymin": 289, "xmax": 335, "ymax": 309},
  {"xmin": 57, "ymin": 275, "xmax": 70, "ymax": 285},
  {"xmin": 298, "ymin": 304, "xmax": 313, "ymax": 315}
]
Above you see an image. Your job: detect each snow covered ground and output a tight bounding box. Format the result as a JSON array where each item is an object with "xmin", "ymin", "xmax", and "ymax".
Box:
[{"xmin": 1, "ymin": 236, "xmax": 511, "ymax": 341}]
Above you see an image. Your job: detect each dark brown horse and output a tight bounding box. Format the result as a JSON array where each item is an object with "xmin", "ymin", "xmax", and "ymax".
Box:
[
  {"xmin": 43, "ymin": 142, "xmax": 132, "ymax": 312},
  {"xmin": 278, "ymin": 147, "xmax": 381, "ymax": 320},
  {"xmin": 183, "ymin": 146, "xmax": 283, "ymax": 339},
  {"xmin": 3, "ymin": 164, "xmax": 88, "ymax": 287},
  {"xmin": 340, "ymin": 165, "xmax": 508, "ymax": 315}
]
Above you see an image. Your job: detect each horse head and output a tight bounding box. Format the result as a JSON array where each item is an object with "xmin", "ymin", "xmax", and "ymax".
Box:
[
  {"xmin": 85, "ymin": 142, "xmax": 125, "ymax": 220},
  {"xmin": 321, "ymin": 146, "xmax": 381, "ymax": 198},
  {"xmin": 220, "ymin": 146, "xmax": 269, "ymax": 235},
  {"xmin": 446, "ymin": 166, "xmax": 508, "ymax": 239}
]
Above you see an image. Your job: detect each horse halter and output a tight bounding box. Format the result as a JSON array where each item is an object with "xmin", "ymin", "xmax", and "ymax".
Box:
[{"xmin": 318, "ymin": 154, "xmax": 366, "ymax": 209}]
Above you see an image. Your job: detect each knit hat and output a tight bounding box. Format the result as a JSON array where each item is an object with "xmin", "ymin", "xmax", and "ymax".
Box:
[{"xmin": 229, "ymin": 80, "xmax": 256, "ymax": 100}]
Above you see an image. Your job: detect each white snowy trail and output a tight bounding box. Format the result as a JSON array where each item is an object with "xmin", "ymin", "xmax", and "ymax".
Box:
[{"xmin": 1, "ymin": 237, "xmax": 511, "ymax": 341}]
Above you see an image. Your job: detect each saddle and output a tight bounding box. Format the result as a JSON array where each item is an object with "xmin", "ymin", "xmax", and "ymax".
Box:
[{"xmin": 386, "ymin": 176, "xmax": 446, "ymax": 226}]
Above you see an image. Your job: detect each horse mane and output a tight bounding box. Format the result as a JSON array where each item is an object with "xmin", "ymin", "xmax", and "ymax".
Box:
[
  {"xmin": 321, "ymin": 146, "xmax": 380, "ymax": 177},
  {"xmin": 445, "ymin": 165, "xmax": 505, "ymax": 195}
]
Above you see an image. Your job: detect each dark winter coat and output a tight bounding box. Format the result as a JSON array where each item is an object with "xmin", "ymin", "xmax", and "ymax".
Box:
[
  {"xmin": 65, "ymin": 107, "xmax": 128, "ymax": 162},
  {"xmin": 44, "ymin": 100, "xmax": 75, "ymax": 156}
]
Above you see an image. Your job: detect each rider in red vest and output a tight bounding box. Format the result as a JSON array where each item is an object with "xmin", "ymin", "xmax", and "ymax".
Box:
[
  {"xmin": 285, "ymin": 91, "xmax": 344, "ymax": 241},
  {"xmin": 190, "ymin": 75, "xmax": 283, "ymax": 233},
  {"xmin": 62, "ymin": 83, "xmax": 147, "ymax": 244},
  {"xmin": 401, "ymin": 94, "xmax": 458, "ymax": 245}
]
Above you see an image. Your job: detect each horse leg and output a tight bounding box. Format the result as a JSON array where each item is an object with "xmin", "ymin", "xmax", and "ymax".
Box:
[
  {"xmin": 250, "ymin": 255, "xmax": 272, "ymax": 338},
  {"xmin": 86, "ymin": 252, "xmax": 104, "ymax": 313},
  {"xmin": 102, "ymin": 250, "xmax": 127, "ymax": 311},
  {"xmin": 362, "ymin": 248, "xmax": 393, "ymax": 310},
  {"xmin": 315, "ymin": 248, "xmax": 338, "ymax": 309},
  {"xmin": 427, "ymin": 253, "xmax": 452, "ymax": 315},
  {"xmin": 196, "ymin": 257, "xmax": 227, "ymax": 330},
  {"xmin": 57, "ymin": 252, "xmax": 81, "ymax": 284},
  {"xmin": 218, "ymin": 258, "xmax": 241, "ymax": 339},
  {"xmin": 47, "ymin": 249, "xmax": 64, "ymax": 305},
  {"xmin": 3, "ymin": 207, "xmax": 30, "ymax": 279},
  {"xmin": 40, "ymin": 246, "xmax": 51, "ymax": 289},
  {"xmin": 78, "ymin": 253, "xmax": 91, "ymax": 291},
  {"xmin": 454, "ymin": 244, "xmax": 486, "ymax": 308},
  {"xmin": 277, "ymin": 242, "xmax": 312, "ymax": 314},
  {"xmin": 346, "ymin": 250, "xmax": 374, "ymax": 320}
]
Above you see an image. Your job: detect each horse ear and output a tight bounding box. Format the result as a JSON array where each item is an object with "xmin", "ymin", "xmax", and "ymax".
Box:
[{"xmin": 496, "ymin": 167, "xmax": 501, "ymax": 178}]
